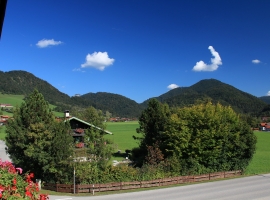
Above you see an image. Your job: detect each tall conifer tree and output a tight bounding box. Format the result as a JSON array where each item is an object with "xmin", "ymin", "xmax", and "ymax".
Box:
[{"xmin": 5, "ymin": 89, "xmax": 73, "ymax": 182}]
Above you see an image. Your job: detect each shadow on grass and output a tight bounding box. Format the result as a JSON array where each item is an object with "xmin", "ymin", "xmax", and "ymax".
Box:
[{"xmin": 112, "ymin": 152, "xmax": 129, "ymax": 159}]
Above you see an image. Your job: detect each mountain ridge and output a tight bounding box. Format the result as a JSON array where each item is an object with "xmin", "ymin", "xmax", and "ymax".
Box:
[{"xmin": 0, "ymin": 70, "xmax": 269, "ymax": 117}]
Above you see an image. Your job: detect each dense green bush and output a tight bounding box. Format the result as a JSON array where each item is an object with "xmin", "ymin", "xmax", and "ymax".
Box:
[{"xmin": 133, "ymin": 99, "xmax": 257, "ymax": 175}]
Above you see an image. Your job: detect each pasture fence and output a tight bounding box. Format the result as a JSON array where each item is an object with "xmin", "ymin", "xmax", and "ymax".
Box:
[{"xmin": 43, "ymin": 170, "xmax": 241, "ymax": 194}]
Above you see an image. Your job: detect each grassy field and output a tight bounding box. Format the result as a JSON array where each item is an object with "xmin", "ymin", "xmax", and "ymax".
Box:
[
  {"xmin": 0, "ymin": 93, "xmax": 25, "ymax": 106},
  {"xmin": 103, "ymin": 125, "xmax": 270, "ymax": 174},
  {"xmin": 244, "ymin": 131, "xmax": 270, "ymax": 175},
  {"xmin": 0, "ymin": 93, "xmax": 65, "ymax": 117},
  {"xmin": 105, "ymin": 121, "xmax": 140, "ymax": 153}
]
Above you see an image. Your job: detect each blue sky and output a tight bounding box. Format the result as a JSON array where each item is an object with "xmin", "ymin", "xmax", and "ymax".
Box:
[{"xmin": 1, "ymin": 0, "xmax": 270, "ymax": 103}]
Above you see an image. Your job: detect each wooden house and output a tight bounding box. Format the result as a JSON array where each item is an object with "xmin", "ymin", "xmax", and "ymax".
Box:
[
  {"xmin": 59, "ymin": 110, "xmax": 112, "ymax": 146},
  {"xmin": 259, "ymin": 122, "xmax": 270, "ymax": 131}
]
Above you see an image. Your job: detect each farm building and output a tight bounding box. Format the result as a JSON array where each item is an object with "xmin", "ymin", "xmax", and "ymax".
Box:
[
  {"xmin": 0, "ymin": 115, "xmax": 9, "ymax": 126},
  {"xmin": 0, "ymin": 103, "xmax": 13, "ymax": 108},
  {"xmin": 259, "ymin": 122, "xmax": 270, "ymax": 131},
  {"xmin": 56, "ymin": 110, "xmax": 112, "ymax": 146}
]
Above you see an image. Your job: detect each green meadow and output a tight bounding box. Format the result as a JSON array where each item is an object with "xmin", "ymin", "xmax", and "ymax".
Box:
[
  {"xmin": 104, "ymin": 123, "xmax": 270, "ymax": 174},
  {"xmin": 105, "ymin": 121, "xmax": 140, "ymax": 153},
  {"xmin": 244, "ymin": 131, "xmax": 270, "ymax": 175},
  {"xmin": 0, "ymin": 93, "xmax": 25, "ymax": 106},
  {"xmin": 0, "ymin": 93, "xmax": 64, "ymax": 117}
]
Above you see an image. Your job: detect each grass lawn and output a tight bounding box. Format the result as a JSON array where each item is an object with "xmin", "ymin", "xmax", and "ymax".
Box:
[
  {"xmin": 105, "ymin": 121, "xmax": 140, "ymax": 151},
  {"xmin": 105, "ymin": 121, "xmax": 140, "ymax": 161},
  {"xmin": 0, "ymin": 93, "xmax": 25, "ymax": 106},
  {"xmin": 244, "ymin": 131, "xmax": 270, "ymax": 175},
  {"xmin": 0, "ymin": 93, "xmax": 64, "ymax": 117}
]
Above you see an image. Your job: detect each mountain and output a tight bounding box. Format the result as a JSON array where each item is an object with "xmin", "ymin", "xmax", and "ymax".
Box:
[
  {"xmin": 259, "ymin": 96, "xmax": 270, "ymax": 104},
  {"xmin": 0, "ymin": 70, "xmax": 268, "ymax": 117},
  {"xmin": 0, "ymin": 70, "xmax": 142, "ymax": 117},
  {"xmin": 0, "ymin": 70, "xmax": 73, "ymax": 106},
  {"xmin": 81, "ymin": 92, "xmax": 144, "ymax": 117},
  {"xmin": 142, "ymin": 79, "xmax": 267, "ymax": 114}
]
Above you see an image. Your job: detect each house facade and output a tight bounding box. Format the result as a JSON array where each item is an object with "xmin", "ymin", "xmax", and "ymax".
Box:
[
  {"xmin": 0, "ymin": 115, "xmax": 9, "ymax": 126},
  {"xmin": 259, "ymin": 122, "xmax": 270, "ymax": 131},
  {"xmin": 56, "ymin": 110, "xmax": 112, "ymax": 147}
]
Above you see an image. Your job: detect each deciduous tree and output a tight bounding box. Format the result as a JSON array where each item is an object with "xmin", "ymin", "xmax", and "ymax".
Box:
[
  {"xmin": 135, "ymin": 100, "xmax": 257, "ymax": 174},
  {"xmin": 164, "ymin": 102, "xmax": 257, "ymax": 174}
]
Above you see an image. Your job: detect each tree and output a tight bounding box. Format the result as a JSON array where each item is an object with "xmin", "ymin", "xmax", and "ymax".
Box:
[
  {"xmin": 105, "ymin": 110, "xmax": 112, "ymax": 121},
  {"xmin": 46, "ymin": 121, "xmax": 74, "ymax": 183},
  {"xmin": 134, "ymin": 100, "xmax": 257, "ymax": 175},
  {"xmin": 132, "ymin": 99, "xmax": 171, "ymax": 166},
  {"xmin": 163, "ymin": 102, "xmax": 257, "ymax": 174},
  {"xmin": 5, "ymin": 89, "xmax": 74, "ymax": 182}
]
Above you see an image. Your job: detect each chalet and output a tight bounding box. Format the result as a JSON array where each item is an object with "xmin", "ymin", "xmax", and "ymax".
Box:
[
  {"xmin": 0, "ymin": 103, "xmax": 13, "ymax": 108},
  {"xmin": 0, "ymin": 115, "xmax": 9, "ymax": 126},
  {"xmin": 57, "ymin": 110, "xmax": 112, "ymax": 146},
  {"xmin": 259, "ymin": 122, "xmax": 270, "ymax": 131},
  {"xmin": 0, "ymin": 115, "xmax": 9, "ymax": 119}
]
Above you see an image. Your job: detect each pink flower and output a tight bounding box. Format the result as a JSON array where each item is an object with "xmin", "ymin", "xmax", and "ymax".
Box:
[{"xmin": 16, "ymin": 167, "xmax": 23, "ymax": 174}]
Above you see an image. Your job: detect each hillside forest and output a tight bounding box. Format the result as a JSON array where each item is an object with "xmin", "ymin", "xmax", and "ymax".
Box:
[{"xmin": 0, "ymin": 70, "xmax": 270, "ymax": 121}]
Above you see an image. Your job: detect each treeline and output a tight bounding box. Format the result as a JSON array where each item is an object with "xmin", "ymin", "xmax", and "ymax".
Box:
[{"xmin": 80, "ymin": 92, "xmax": 143, "ymax": 117}]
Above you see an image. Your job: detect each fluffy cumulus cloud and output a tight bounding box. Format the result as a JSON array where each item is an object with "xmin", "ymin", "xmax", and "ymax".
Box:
[
  {"xmin": 81, "ymin": 52, "xmax": 115, "ymax": 71},
  {"xmin": 267, "ymin": 91, "xmax": 270, "ymax": 96},
  {"xmin": 36, "ymin": 39, "xmax": 63, "ymax": 48},
  {"xmin": 167, "ymin": 84, "xmax": 179, "ymax": 90},
  {"xmin": 252, "ymin": 59, "xmax": 261, "ymax": 64},
  {"xmin": 192, "ymin": 46, "xmax": 222, "ymax": 72}
]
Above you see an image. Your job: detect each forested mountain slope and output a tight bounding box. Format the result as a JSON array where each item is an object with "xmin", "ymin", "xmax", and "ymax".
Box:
[
  {"xmin": 0, "ymin": 70, "xmax": 267, "ymax": 117},
  {"xmin": 81, "ymin": 92, "xmax": 144, "ymax": 117},
  {"xmin": 142, "ymin": 79, "xmax": 267, "ymax": 114},
  {"xmin": 0, "ymin": 70, "xmax": 143, "ymax": 117},
  {"xmin": 0, "ymin": 70, "xmax": 72, "ymax": 106}
]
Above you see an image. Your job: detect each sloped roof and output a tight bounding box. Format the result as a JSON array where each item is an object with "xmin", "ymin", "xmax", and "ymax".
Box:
[
  {"xmin": 260, "ymin": 123, "xmax": 267, "ymax": 127},
  {"xmin": 65, "ymin": 116, "xmax": 112, "ymax": 135}
]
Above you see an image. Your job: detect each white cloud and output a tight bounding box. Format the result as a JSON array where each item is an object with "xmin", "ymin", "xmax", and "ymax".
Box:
[
  {"xmin": 252, "ymin": 59, "xmax": 261, "ymax": 64},
  {"xmin": 167, "ymin": 84, "xmax": 179, "ymax": 90},
  {"xmin": 267, "ymin": 91, "xmax": 270, "ymax": 96},
  {"xmin": 36, "ymin": 39, "xmax": 63, "ymax": 48},
  {"xmin": 81, "ymin": 52, "xmax": 115, "ymax": 71},
  {"xmin": 192, "ymin": 46, "xmax": 222, "ymax": 72}
]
